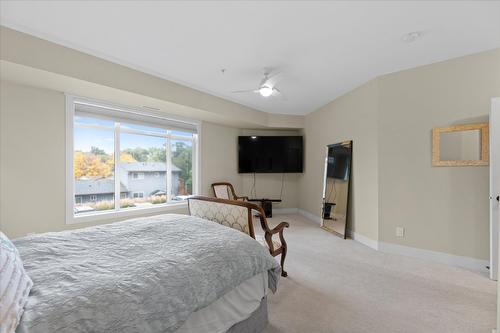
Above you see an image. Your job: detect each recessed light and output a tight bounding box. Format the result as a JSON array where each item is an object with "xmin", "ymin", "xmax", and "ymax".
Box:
[
  {"xmin": 251, "ymin": 136, "xmax": 257, "ymax": 139},
  {"xmin": 401, "ymin": 31, "xmax": 423, "ymax": 43}
]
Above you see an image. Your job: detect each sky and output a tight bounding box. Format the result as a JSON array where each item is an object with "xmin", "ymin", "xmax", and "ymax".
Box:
[{"xmin": 74, "ymin": 116, "xmax": 192, "ymax": 154}]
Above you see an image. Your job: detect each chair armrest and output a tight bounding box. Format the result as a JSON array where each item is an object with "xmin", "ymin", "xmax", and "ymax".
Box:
[
  {"xmin": 269, "ymin": 222, "xmax": 290, "ymax": 235},
  {"xmin": 263, "ymin": 221, "xmax": 289, "ymax": 254}
]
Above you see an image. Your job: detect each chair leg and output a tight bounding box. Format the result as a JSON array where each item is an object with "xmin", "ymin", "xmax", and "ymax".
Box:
[{"xmin": 280, "ymin": 247, "xmax": 288, "ymax": 277}]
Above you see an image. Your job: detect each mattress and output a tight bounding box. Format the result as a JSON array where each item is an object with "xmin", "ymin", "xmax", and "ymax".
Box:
[
  {"xmin": 14, "ymin": 214, "xmax": 280, "ymax": 332},
  {"xmin": 177, "ymin": 271, "xmax": 268, "ymax": 333}
]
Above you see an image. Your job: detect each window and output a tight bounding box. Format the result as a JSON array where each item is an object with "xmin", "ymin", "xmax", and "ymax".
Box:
[
  {"xmin": 132, "ymin": 172, "xmax": 145, "ymax": 180},
  {"xmin": 132, "ymin": 192, "xmax": 144, "ymax": 199},
  {"xmin": 67, "ymin": 96, "xmax": 199, "ymax": 222},
  {"xmin": 74, "ymin": 116, "xmax": 115, "ymax": 212}
]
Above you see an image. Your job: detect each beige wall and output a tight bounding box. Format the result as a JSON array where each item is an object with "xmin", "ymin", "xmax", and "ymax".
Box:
[
  {"xmin": 1, "ymin": 81, "xmax": 66, "ymax": 237},
  {"xmin": 1, "ymin": 25, "xmax": 498, "ymax": 261},
  {"xmin": 0, "ymin": 81, "xmax": 189, "ymax": 238},
  {"xmin": 377, "ymin": 49, "xmax": 500, "ymax": 260},
  {"xmin": 299, "ymin": 79, "xmax": 380, "ymax": 240},
  {"xmin": 200, "ymin": 122, "xmax": 241, "ymax": 196},
  {"xmin": 0, "ymin": 81, "xmax": 300, "ymax": 238},
  {"xmin": 300, "ymin": 48, "xmax": 500, "ymax": 260},
  {"xmin": 0, "ymin": 26, "xmax": 303, "ymax": 129}
]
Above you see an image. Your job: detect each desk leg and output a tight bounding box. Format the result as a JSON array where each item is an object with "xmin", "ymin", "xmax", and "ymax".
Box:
[{"xmin": 262, "ymin": 201, "xmax": 272, "ymax": 218}]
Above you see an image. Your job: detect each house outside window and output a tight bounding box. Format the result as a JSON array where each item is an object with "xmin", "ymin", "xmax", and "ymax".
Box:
[
  {"xmin": 132, "ymin": 172, "xmax": 144, "ymax": 180},
  {"xmin": 67, "ymin": 96, "xmax": 199, "ymax": 223}
]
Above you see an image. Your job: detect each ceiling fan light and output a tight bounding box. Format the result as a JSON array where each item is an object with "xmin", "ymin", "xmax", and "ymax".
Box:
[{"xmin": 259, "ymin": 86, "xmax": 273, "ymax": 97}]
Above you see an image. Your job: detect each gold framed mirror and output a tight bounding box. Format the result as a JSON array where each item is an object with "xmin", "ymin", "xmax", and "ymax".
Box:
[{"xmin": 432, "ymin": 123, "xmax": 489, "ymax": 167}]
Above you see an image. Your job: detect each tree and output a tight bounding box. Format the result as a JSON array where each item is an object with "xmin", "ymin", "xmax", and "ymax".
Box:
[
  {"xmin": 120, "ymin": 152, "xmax": 137, "ymax": 163},
  {"xmin": 172, "ymin": 142, "xmax": 192, "ymax": 193},
  {"xmin": 122, "ymin": 147, "xmax": 149, "ymax": 162},
  {"xmin": 91, "ymin": 146, "xmax": 106, "ymax": 156},
  {"xmin": 148, "ymin": 146, "xmax": 166, "ymax": 162},
  {"xmin": 74, "ymin": 151, "xmax": 112, "ymax": 178}
]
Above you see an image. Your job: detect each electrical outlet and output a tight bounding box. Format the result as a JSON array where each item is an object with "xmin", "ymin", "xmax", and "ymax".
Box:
[{"xmin": 396, "ymin": 227, "xmax": 405, "ymax": 238}]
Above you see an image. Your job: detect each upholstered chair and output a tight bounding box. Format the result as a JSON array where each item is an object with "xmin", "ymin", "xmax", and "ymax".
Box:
[
  {"xmin": 211, "ymin": 182, "xmax": 249, "ymax": 201},
  {"xmin": 188, "ymin": 196, "xmax": 289, "ymax": 277}
]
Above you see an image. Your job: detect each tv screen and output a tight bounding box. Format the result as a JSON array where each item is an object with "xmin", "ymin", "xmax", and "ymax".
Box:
[{"xmin": 238, "ymin": 136, "xmax": 303, "ymax": 173}]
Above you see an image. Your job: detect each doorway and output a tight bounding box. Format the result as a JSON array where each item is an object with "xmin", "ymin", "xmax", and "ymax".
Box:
[{"xmin": 491, "ymin": 98, "xmax": 500, "ymax": 281}]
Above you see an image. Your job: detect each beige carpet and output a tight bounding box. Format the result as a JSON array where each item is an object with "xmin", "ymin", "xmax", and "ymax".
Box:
[{"xmin": 257, "ymin": 213, "xmax": 496, "ymax": 333}]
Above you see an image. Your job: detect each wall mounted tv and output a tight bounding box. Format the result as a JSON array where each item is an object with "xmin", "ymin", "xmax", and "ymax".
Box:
[{"xmin": 238, "ymin": 136, "xmax": 304, "ymax": 173}]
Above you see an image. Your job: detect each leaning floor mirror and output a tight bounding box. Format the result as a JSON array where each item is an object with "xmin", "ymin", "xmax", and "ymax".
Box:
[{"xmin": 321, "ymin": 141, "xmax": 352, "ymax": 238}]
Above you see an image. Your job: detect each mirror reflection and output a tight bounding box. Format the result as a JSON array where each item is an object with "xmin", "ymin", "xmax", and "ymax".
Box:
[
  {"xmin": 439, "ymin": 129, "xmax": 481, "ymax": 161},
  {"xmin": 321, "ymin": 141, "xmax": 352, "ymax": 238}
]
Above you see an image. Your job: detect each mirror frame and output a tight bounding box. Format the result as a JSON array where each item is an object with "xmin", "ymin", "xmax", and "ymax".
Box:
[
  {"xmin": 321, "ymin": 140, "xmax": 352, "ymax": 239},
  {"xmin": 432, "ymin": 122, "xmax": 489, "ymax": 167}
]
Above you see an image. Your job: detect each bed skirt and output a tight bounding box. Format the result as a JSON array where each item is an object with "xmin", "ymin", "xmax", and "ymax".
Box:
[{"xmin": 227, "ymin": 296, "xmax": 268, "ymax": 333}]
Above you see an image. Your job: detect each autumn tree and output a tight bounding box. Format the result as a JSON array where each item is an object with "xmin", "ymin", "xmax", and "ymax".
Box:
[
  {"xmin": 120, "ymin": 152, "xmax": 136, "ymax": 163},
  {"xmin": 74, "ymin": 151, "xmax": 113, "ymax": 178}
]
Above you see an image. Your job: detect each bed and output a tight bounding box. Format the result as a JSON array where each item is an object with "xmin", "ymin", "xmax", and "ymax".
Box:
[{"xmin": 12, "ymin": 210, "xmax": 281, "ymax": 333}]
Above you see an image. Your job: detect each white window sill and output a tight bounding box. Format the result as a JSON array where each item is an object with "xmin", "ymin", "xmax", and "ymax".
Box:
[{"xmin": 67, "ymin": 201, "xmax": 188, "ymax": 225}]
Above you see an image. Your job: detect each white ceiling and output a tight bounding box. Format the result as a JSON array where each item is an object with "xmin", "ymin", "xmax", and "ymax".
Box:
[{"xmin": 1, "ymin": 1, "xmax": 499, "ymax": 115}]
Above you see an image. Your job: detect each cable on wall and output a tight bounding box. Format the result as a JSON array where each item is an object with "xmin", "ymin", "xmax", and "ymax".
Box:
[
  {"xmin": 249, "ymin": 172, "xmax": 257, "ymax": 198},
  {"xmin": 280, "ymin": 172, "xmax": 285, "ymax": 200}
]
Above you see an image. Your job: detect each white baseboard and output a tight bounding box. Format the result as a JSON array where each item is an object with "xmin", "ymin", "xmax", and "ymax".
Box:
[
  {"xmin": 378, "ymin": 241, "xmax": 489, "ymax": 274},
  {"xmin": 285, "ymin": 208, "xmax": 489, "ymax": 274},
  {"xmin": 346, "ymin": 229, "xmax": 379, "ymax": 250}
]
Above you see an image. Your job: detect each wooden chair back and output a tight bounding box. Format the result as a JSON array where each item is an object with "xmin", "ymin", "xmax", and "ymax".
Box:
[
  {"xmin": 188, "ymin": 195, "xmax": 257, "ymax": 237},
  {"xmin": 211, "ymin": 182, "xmax": 248, "ymax": 201},
  {"xmin": 212, "ymin": 183, "xmax": 233, "ymax": 200},
  {"xmin": 187, "ymin": 195, "xmax": 289, "ymax": 277}
]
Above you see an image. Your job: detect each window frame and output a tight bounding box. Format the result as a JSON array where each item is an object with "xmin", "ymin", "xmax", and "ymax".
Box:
[{"xmin": 66, "ymin": 95, "xmax": 201, "ymax": 224}]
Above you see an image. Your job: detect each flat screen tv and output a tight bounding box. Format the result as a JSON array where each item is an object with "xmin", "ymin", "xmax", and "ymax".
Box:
[{"xmin": 238, "ymin": 136, "xmax": 303, "ymax": 173}]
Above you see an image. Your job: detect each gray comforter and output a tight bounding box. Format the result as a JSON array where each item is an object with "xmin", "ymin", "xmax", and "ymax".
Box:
[{"xmin": 13, "ymin": 214, "xmax": 280, "ymax": 333}]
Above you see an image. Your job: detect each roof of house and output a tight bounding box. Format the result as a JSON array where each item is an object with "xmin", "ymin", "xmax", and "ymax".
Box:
[
  {"xmin": 120, "ymin": 162, "xmax": 181, "ymax": 172},
  {"xmin": 75, "ymin": 178, "xmax": 128, "ymax": 195}
]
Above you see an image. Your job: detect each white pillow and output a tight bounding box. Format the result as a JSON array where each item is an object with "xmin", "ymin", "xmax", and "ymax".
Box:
[{"xmin": 0, "ymin": 231, "xmax": 33, "ymax": 333}]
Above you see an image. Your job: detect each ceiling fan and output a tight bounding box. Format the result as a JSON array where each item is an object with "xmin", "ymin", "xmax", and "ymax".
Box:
[{"xmin": 232, "ymin": 70, "xmax": 285, "ymax": 99}]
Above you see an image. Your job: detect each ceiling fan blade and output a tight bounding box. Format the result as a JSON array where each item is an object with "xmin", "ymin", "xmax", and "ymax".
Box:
[
  {"xmin": 260, "ymin": 71, "xmax": 281, "ymax": 87},
  {"xmin": 266, "ymin": 71, "xmax": 282, "ymax": 81},
  {"xmin": 231, "ymin": 89, "xmax": 258, "ymax": 94},
  {"xmin": 259, "ymin": 76, "xmax": 269, "ymax": 87},
  {"xmin": 273, "ymin": 87, "xmax": 287, "ymax": 101}
]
